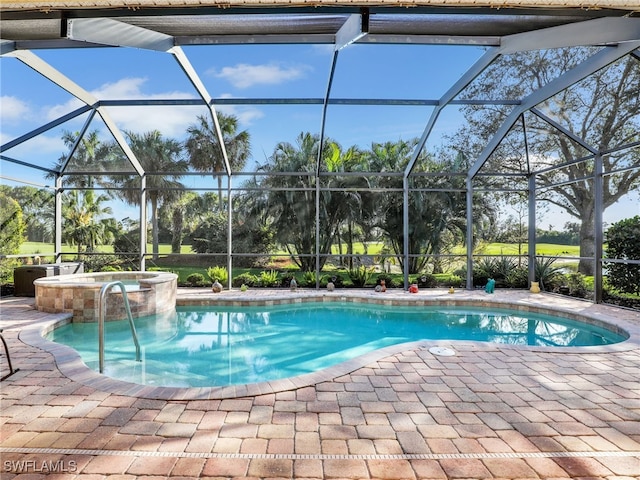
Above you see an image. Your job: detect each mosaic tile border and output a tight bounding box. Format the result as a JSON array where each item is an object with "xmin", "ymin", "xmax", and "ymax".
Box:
[{"xmin": 2, "ymin": 447, "xmax": 638, "ymax": 461}]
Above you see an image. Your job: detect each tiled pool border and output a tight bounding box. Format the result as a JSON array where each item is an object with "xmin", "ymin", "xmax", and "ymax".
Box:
[{"xmin": 19, "ymin": 289, "xmax": 640, "ymax": 401}]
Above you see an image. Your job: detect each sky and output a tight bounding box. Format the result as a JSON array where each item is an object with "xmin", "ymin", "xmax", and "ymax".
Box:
[{"xmin": 1, "ymin": 41, "xmax": 638, "ymax": 230}]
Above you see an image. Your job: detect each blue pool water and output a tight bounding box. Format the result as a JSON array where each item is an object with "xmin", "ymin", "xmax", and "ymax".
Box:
[{"xmin": 46, "ymin": 303, "xmax": 626, "ymax": 388}]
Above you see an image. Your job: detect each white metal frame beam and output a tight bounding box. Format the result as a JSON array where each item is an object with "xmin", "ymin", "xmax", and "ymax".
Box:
[
  {"xmin": 66, "ymin": 18, "xmax": 233, "ymax": 176},
  {"xmin": 335, "ymin": 13, "xmax": 368, "ymax": 51},
  {"xmin": 499, "ymin": 17, "xmax": 640, "ymax": 55},
  {"xmin": 171, "ymin": 46, "xmax": 232, "ymax": 176},
  {"xmin": 4, "ymin": 49, "xmax": 145, "ymax": 177},
  {"xmin": 67, "ymin": 17, "xmax": 174, "ymax": 52}
]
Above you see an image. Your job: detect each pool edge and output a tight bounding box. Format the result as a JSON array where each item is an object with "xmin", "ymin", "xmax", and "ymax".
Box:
[{"xmin": 20, "ymin": 289, "xmax": 640, "ymax": 400}]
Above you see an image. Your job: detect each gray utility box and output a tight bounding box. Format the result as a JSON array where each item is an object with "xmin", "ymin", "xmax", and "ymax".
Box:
[{"xmin": 13, "ymin": 262, "xmax": 84, "ymax": 297}]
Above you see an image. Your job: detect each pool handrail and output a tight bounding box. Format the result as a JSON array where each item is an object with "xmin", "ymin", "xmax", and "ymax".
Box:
[{"xmin": 98, "ymin": 281, "xmax": 142, "ymax": 373}]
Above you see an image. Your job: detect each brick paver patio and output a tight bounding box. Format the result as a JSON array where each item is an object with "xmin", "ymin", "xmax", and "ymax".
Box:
[{"xmin": 1, "ymin": 289, "xmax": 639, "ymax": 479}]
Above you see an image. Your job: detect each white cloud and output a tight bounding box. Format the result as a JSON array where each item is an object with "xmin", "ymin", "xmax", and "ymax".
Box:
[
  {"xmin": 42, "ymin": 77, "xmax": 201, "ymax": 138},
  {"xmin": 0, "ymin": 96, "xmax": 31, "ymax": 124},
  {"xmin": 209, "ymin": 63, "xmax": 311, "ymax": 89}
]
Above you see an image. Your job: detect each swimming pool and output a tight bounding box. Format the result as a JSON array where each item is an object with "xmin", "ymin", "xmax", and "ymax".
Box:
[{"xmin": 45, "ymin": 302, "xmax": 627, "ymax": 388}]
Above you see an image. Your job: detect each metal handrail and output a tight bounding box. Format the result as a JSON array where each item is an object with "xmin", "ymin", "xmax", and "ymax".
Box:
[{"xmin": 98, "ymin": 281, "xmax": 142, "ymax": 374}]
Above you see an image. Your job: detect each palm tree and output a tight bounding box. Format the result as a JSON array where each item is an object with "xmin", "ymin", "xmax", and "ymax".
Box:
[
  {"xmin": 367, "ymin": 139, "xmax": 496, "ymax": 274},
  {"xmin": 62, "ymin": 190, "xmax": 116, "ymax": 257},
  {"xmin": 250, "ymin": 132, "xmax": 345, "ymax": 272},
  {"xmin": 110, "ymin": 130, "xmax": 188, "ymax": 260},
  {"xmin": 48, "ymin": 130, "xmax": 113, "ymax": 189},
  {"xmin": 323, "ymin": 143, "xmax": 372, "ymax": 269},
  {"xmin": 185, "ymin": 113, "xmax": 251, "ymax": 211}
]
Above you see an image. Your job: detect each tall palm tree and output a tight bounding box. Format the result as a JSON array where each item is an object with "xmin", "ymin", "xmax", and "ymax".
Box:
[
  {"xmin": 110, "ymin": 130, "xmax": 188, "ymax": 260},
  {"xmin": 323, "ymin": 143, "xmax": 372, "ymax": 269},
  {"xmin": 185, "ymin": 113, "xmax": 251, "ymax": 211},
  {"xmin": 250, "ymin": 132, "xmax": 346, "ymax": 272},
  {"xmin": 48, "ymin": 130, "xmax": 113, "ymax": 189},
  {"xmin": 62, "ymin": 190, "xmax": 116, "ymax": 257},
  {"xmin": 367, "ymin": 139, "xmax": 496, "ymax": 274}
]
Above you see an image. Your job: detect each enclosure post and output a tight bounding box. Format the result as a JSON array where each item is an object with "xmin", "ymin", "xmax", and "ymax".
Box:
[
  {"xmin": 139, "ymin": 175, "xmax": 147, "ymax": 271},
  {"xmin": 315, "ymin": 175, "xmax": 321, "ymax": 289},
  {"xmin": 403, "ymin": 176, "xmax": 409, "ymax": 290},
  {"xmin": 315, "ymin": 51, "xmax": 338, "ymax": 290},
  {"xmin": 594, "ymin": 153, "xmax": 604, "ymax": 304},
  {"xmin": 466, "ymin": 177, "xmax": 473, "ymax": 290},
  {"xmin": 54, "ymin": 174, "xmax": 62, "ymax": 263},
  {"xmin": 227, "ymin": 176, "xmax": 233, "ymax": 290},
  {"xmin": 528, "ymin": 175, "xmax": 536, "ymax": 286}
]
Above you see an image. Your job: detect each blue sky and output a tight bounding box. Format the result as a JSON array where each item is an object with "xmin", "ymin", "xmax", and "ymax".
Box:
[
  {"xmin": 1, "ymin": 43, "xmax": 482, "ymax": 172},
  {"xmin": 2, "ymin": 42, "xmax": 638, "ymax": 228}
]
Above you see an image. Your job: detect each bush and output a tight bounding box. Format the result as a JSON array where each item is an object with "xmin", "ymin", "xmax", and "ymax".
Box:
[
  {"xmin": 207, "ymin": 266, "xmax": 228, "ymax": 285},
  {"xmin": 301, "ymin": 271, "xmax": 317, "ymax": 287},
  {"xmin": 113, "ymin": 230, "xmax": 141, "ymax": 264},
  {"xmin": 259, "ymin": 270, "xmax": 279, "ymax": 287},
  {"xmin": 414, "ymin": 274, "xmax": 437, "ymax": 288},
  {"xmin": 445, "ymin": 274, "xmax": 463, "ymax": 288},
  {"xmin": 505, "ymin": 266, "xmax": 528, "ymax": 288},
  {"xmin": 0, "ymin": 193, "xmax": 25, "ymax": 284},
  {"xmin": 232, "ymin": 272, "xmax": 259, "ymax": 288},
  {"xmin": 375, "ymin": 274, "xmax": 397, "ymax": 288},
  {"xmin": 83, "ymin": 255, "xmax": 121, "ymax": 272},
  {"xmin": 349, "ymin": 265, "xmax": 374, "ymax": 287},
  {"xmin": 280, "ymin": 273, "xmax": 296, "ymax": 288},
  {"xmin": 534, "ymin": 257, "xmax": 563, "ymax": 291},
  {"xmin": 473, "ymin": 256, "xmax": 520, "ymax": 287},
  {"xmin": 186, "ymin": 272, "xmax": 206, "ymax": 287},
  {"xmin": 605, "ymin": 216, "xmax": 640, "ymax": 296},
  {"xmin": 564, "ymin": 272, "xmax": 589, "ymax": 298},
  {"xmin": 101, "ymin": 265, "xmax": 122, "ymax": 272}
]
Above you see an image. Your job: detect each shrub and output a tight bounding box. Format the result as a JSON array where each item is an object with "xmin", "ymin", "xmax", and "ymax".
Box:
[
  {"xmin": 280, "ymin": 273, "xmax": 296, "ymax": 288},
  {"xmin": 190, "ymin": 212, "xmax": 273, "ymax": 268},
  {"xmin": 349, "ymin": 265, "xmax": 373, "ymax": 287},
  {"xmin": 101, "ymin": 265, "xmax": 122, "ymax": 272},
  {"xmin": 375, "ymin": 274, "xmax": 396, "ymax": 288},
  {"xmin": 473, "ymin": 256, "xmax": 519, "ymax": 287},
  {"xmin": 446, "ymin": 274, "xmax": 463, "ymax": 288},
  {"xmin": 83, "ymin": 255, "xmax": 121, "ymax": 273},
  {"xmin": 505, "ymin": 266, "xmax": 528, "ymax": 288},
  {"xmin": 259, "ymin": 270, "xmax": 279, "ymax": 287},
  {"xmin": 0, "ymin": 194, "xmax": 25, "ymax": 284},
  {"xmin": 207, "ymin": 266, "xmax": 228, "ymax": 285},
  {"xmin": 186, "ymin": 272, "xmax": 206, "ymax": 287},
  {"xmin": 232, "ymin": 272, "xmax": 259, "ymax": 287},
  {"xmin": 605, "ymin": 215, "xmax": 640, "ymax": 296},
  {"xmin": 302, "ymin": 271, "xmax": 317, "ymax": 287},
  {"xmin": 321, "ymin": 273, "xmax": 344, "ymax": 288},
  {"xmin": 414, "ymin": 274, "xmax": 437, "ymax": 288},
  {"xmin": 565, "ymin": 272, "xmax": 589, "ymax": 298},
  {"xmin": 534, "ymin": 257, "xmax": 563, "ymax": 291}
]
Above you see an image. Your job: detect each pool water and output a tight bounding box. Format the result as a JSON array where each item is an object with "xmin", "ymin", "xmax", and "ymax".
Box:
[{"xmin": 46, "ymin": 303, "xmax": 626, "ymax": 388}]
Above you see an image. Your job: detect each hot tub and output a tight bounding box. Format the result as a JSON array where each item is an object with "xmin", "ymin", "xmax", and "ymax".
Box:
[{"xmin": 34, "ymin": 271, "xmax": 178, "ymax": 323}]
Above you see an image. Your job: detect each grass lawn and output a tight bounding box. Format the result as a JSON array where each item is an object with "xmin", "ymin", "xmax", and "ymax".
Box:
[
  {"xmin": 20, "ymin": 243, "xmax": 194, "ymax": 255},
  {"xmin": 458, "ymin": 243, "xmax": 580, "ymax": 257}
]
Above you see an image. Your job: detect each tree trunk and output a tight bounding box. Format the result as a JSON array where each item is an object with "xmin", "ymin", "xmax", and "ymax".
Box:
[
  {"xmin": 151, "ymin": 195, "xmax": 159, "ymax": 261},
  {"xmin": 171, "ymin": 207, "xmax": 183, "ymax": 254},
  {"xmin": 578, "ymin": 212, "xmax": 595, "ymax": 276},
  {"xmin": 217, "ymin": 176, "xmax": 224, "ymax": 212}
]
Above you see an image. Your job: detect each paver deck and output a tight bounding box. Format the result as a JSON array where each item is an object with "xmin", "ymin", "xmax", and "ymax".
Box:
[{"xmin": 1, "ymin": 288, "xmax": 639, "ymax": 479}]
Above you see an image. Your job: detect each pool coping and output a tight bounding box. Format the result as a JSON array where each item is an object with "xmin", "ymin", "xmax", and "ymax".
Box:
[{"xmin": 19, "ymin": 288, "xmax": 640, "ymax": 400}]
